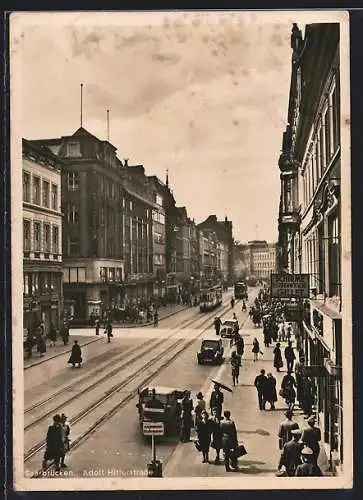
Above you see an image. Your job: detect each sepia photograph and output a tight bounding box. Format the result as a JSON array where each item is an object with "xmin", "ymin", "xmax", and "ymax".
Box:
[{"xmin": 10, "ymin": 10, "xmax": 352, "ymax": 490}]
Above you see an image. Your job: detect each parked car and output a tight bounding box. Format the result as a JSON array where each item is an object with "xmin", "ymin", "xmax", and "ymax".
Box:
[
  {"xmin": 222, "ymin": 318, "xmax": 239, "ymax": 329},
  {"xmin": 220, "ymin": 325, "xmax": 235, "ymax": 339},
  {"xmin": 197, "ymin": 335, "xmax": 224, "ymax": 365},
  {"xmin": 136, "ymin": 386, "xmax": 185, "ymax": 436}
]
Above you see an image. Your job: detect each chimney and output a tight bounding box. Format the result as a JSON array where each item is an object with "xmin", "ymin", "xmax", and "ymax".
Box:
[{"xmin": 124, "ymin": 158, "xmax": 129, "ymax": 167}]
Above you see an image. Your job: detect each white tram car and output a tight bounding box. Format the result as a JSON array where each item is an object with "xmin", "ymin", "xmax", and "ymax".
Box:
[{"xmin": 199, "ymin": 285, "xmax": 223, "ymax": 312}]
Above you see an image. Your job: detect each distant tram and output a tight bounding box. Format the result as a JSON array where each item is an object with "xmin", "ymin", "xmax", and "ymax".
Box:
[
  {"xmin": 199, "ymin": 285, "xmax": 223, "ymax": 312},
  {"xmin": 234, "ymin": 281, "xmax": 248, "ymax": 300}
]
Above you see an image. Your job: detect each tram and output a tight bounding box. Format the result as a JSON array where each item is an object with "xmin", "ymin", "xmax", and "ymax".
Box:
[
  {"xmin": 199, "ymin": 285, "xmax": 223, "ymax": 312},
  {"xmin": 234, "ymin": 281, "xmax": 248, "ymax": 300}
]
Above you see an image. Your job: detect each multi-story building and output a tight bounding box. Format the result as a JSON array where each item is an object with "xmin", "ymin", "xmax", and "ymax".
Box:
[
  {"xmin": 197, "ymin": 215, "xmax": 234, "ymax": 285},
  {"xmin": 198, "ymin": 228, "xmax": 219, "ymax": 287},
  {"xmin": 234, "ymin": 241, "xmax": 277, "ymax": 281},
  {"xmin": 277, "ymin": 23, "xmax": 343, "ymax": 470},
  {"xmin": 22, "ymin": 139, "xmax": 63, "ymax": 332}
]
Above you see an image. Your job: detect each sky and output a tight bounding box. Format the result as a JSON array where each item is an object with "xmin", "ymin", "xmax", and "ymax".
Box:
[{"xmin": 15, "ymin": 11, "xmax": 309, "ymax": 243}]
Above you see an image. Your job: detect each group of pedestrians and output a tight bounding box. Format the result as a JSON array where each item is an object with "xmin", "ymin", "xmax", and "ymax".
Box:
[
  {"xmin": 277, "ymin": 411, "xmax": 323, "ymax": 476},
  {"xmin": 180, "ymin": 385, "xmax": 245, "ymax": 472},
  {"xmin": 42, "ymin": 413, "xmax": 71, "ymax": 472},
  {"xmin": 24, "ymin": 321, "xmax": 70, "ymax": 359}
]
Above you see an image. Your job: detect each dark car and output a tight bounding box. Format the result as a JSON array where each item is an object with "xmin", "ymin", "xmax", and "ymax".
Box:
[
  {"xmin": 220, "ymin": 325, "xmax": 235, "ymax": 339},
  {"xmin": 197, "ymin": 336, "xmax": 224, "ymax": 365}
]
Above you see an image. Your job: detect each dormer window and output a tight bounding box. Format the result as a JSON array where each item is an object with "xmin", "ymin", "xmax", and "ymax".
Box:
[{"xmin": 66, "ymin": 142, "xmax": 81, "ymax": 158}]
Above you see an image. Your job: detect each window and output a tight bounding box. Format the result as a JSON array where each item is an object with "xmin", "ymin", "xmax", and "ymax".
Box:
[
  {"xmin": 42, "ymin": 180, "xmax": 50, "ymax": 207},
  {"xmin": 154, "ymin": 231, "xmax": 164, "ymax": 244},
  {"xmin": 129, "ymin": 200, "xmax": 133, "ymax": 211},
  {"xmin": 108, "ymin": 268, "xmax": 115, "ymax": 281},
  {"xmin": 43, "ymin": 272, "xmax": 50, "ymax": 292},
  {"xmin": 156, "ymin": 194, "xmax": 163, "ymax": 206},
  {"xmin": 78, "ymin": 268, "xmax": 86, "ymax": 282},
  {"xmin": 315, "ymin": 139, "xmax": 321, "ymax": 184},
  {"xmin": 33, "ymin": 222, "xmax": 41, "ymax": 251},
  {"xmin": 24, "ymin": 273, "xmax": 30, "ymax": 295},
  {"xmin": 63, "ymin": 269, "xmax": 69, "ymax": 283},
  {"xmin": 23, "ymin": 220, "xmax": 31, "ymax": 251},
  {"xmin": 68, "ymin": 237, "xmax": 80, "ymax": 257},
  {"xmin": 66, "ymin": 142, "xmax": 81, "ymax": 157},
  {"xmin": 318, "ymin": 224, "xmax": 325, "ymax": 294},
  {"xmin": 324, "ymin": 107, "xmax": 331, "ymax": 165},
  {"xmin": 319, "ymin": 122, "xmax": 326, "ymax": 172},
  {"xmin": 100, "ymin": 267, "xmax": 107, "ymax": 282},
  {"xmin": 332, "ymin": 83, "xmax": 340, "ymax": 151},
  {"xmin": 43, "ymin": 224, "xmax": 51, "ymax": 252},
  {"xmin": 32, "ymin": 273, "xmax": 39, "ymax": 294},
  {"xmin": 68, "ymin": 204, "xmax": 79, "ymax": 224},
  {"xmin": 328, "ymin": 213, "xmax": 340, "ymax": 297},
  {"xmin": 52, "ymin": 226, "xmax": 59, "ymax": 254},
  {"xmin": 23, "ymin": 172, "xmax": 30, "ymax": 202},
  {"xmin": 50, "ymin": 273, "xmax": 56, "ymax": 291},
  {"xmin": 68, "ymin": 172, "xmax": 79, "ymax": 191},
  {"xmin": 33, "ymin": 176, "xmax": 41, "ymax": 205},
  {"xmin": 100, "ymin": 207, "xmax": 105, "ymax": 225},
  {"xmin": 51, "ymin": 184, "xmax": 58, "ymax": 210},
  {"xmin": 70, "ymin": 268, "xmax": 78, "ymax": 282}
]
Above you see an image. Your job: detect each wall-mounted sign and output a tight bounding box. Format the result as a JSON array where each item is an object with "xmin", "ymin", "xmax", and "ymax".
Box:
[{"xmin": 271, "ymin": 273, "xmax": 310, "ymax": 298}]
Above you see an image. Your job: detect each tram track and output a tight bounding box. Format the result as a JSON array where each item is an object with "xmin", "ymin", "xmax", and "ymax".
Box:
[{"xmin": 25, "ymin": 296, "xmax": 234, "ymax": 468}]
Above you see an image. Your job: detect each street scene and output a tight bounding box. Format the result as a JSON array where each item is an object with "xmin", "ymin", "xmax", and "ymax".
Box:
[{"xmin": 13, "ymin": 10, "xmax": 350, "ymax": 489}]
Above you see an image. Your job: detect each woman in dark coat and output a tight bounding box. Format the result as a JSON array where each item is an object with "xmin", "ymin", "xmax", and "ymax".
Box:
[
  {"xmin": 273, "ymin": 342, "xmax": 283, "ymax": 372},
  {"xmin": 68, "ymin": 340, "xmax": 82, "ymax": 368},
  {"xmin": 265, "ymin": 372, "xmax": 278, "ymax": 410},
  {"xmin": 252, "ymin": 338, "xmax": 261, "ymax": 361},
  {"xmin": 209, "ymin": 408, "xmax": 223, "ymax": 463},
  {"xmin": 230, "ymin": 351, "xmax": 240, "ymax": 386},
  {"xmin": 36, "ymin": 328, "xmax": 47, "ymax": 356},
  {"xmin": 197, "ymin": 410, "xmax": 212, "ymax": 463},
  {"xmin": 48, "ymin": 322, "xmax": 57, "ymax": 347}
]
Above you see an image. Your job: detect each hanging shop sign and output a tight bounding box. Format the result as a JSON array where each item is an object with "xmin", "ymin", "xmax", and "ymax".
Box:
[{"xmin": 270, "ymin": 273, "xmax": 310, "ymax": 299}]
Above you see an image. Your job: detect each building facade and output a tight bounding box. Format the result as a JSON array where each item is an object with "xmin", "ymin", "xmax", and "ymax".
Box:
[
  {"xmin": 234, "ymin": 240, "xmax": 277, "ymax": 281},
  {"xmin": 277, "ymin": 23, "xmax": 343, "ymax": 471},
  {"xmin": 197, "ymin": 215, "xmax": 234, "ymax": 285},
  {"xmin": 22, "ymin": 139, "xmax": 63, "ymax": 332}
]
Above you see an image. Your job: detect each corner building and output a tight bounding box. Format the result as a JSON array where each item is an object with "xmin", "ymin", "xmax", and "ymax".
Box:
[{"xmin": 277, "ymin": 23, "xmax": 343, "ymax": 471}]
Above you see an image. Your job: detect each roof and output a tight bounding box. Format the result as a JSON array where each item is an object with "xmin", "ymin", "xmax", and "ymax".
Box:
[{"xmin": 140, "ymin": 386, "xmax": 183, "ymax": 395}]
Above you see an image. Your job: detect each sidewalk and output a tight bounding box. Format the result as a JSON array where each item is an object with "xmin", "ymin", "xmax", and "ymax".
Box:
[
  {"xmin": 164, "ymin": 318, "xmax": 332, "ymax": 477},
  {"xmin": 70, "ymin": 303, "xmax": 189, "ymax": 329},
  {"xmin": 23, "ymin": 303, "xmax": 188, "ymax": 370}
]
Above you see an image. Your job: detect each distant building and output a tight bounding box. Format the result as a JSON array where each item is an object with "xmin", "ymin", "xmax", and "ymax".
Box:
[
  {"xmin": 22, "ymin": 139, "xmax": 63, "ymax": 332},
  {"xmin": 234, "ymin": 240, "xmax": 277, "ymax": 281},
  {"xmin": 197, "ymin": 215, "xmax": 234, "ymax": 285}
]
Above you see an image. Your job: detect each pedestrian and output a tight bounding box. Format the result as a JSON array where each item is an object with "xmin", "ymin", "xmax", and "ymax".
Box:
[
  {"xmin": 60, "ymin": 413, "xmax": 70, "ymax": 468},
  {"xmin": 236, "ymin": 334, "xmax": 244, "ymax": 361},
  {"xmin": 153, "ymin": 310, "xmax": 159, "ymax": 327},
  {"xmin": 220, "ymin": 410, "xmax": 238, "ymax": 472},
  {"xmin": 230, "ymin": 297, "xmax": 235, "ymax": 309},
  {"xmin": 242, "ymin": 299, "xmax": 246, "ymax": 311},
  {"xmin": 265, "ymin": 372, "xmax": 278, "ymax": 410},
  {"xmin": 36, "ymin": 327, "xmax": 47, "ymax": 357},
  {"xmin": 252, "ymin": 337, "xmax": 262, "ymax": 361},
  {"xmin": 95, "ymin": 319, "xmax": 100, "ymax": 336},
  {"xmin": 302, "ymin": 377, "xmax": 315, "ymax": 418},
  {"xmin": 42, "ymin": 414, "xmax": 64, "ymax": 472},
  {"xmin": 209, "ymin": 408, "xmax": 223, "ymax": 464},
  {"xmin": 273, "ymin": 342, "xmax": 283, "ymax": 372},
  {"xmin": 230, "ymin": 351, "xmax": 240, "ymax": 387},
  {"xmin": 295, "ymin": 447, "xmax": 323, "ymax": 476},
  {"xmin": 278, "ymin": 409, "xmax": 299, "ymax": 450},
  {"xmin": 105, "ymin": 321, "xmax": 113, "ymax": 343},
  {"xmin": 301, "ymin": 416, "xmax": 321, "ymax": 466},
  {"xmin": 213, "ymin": 316, "xmax": 221, "ymax": 335},
  {"xmin": 284, "ymin": 340, "xmax": 296, "ymax": 372},
  {"xmin": 180, "ymin": 391, "xmax": 193, "ymax": 443},
  {"xmin": 278, "ymin": 321, "xmax": 285, "ymax": 342},
  {"xmin": 194, "ymin": 391, "xmax": 206, "ymax": 427},
  {"xmin": 277, "ymin": 428, "xmax": 303, "ymax": 477},
  {"xmin": 68, "ymin": 340, "xmax": 82, "ymax": 368},
  {"xmin": 254, "ymin": 368, "xmax": 268, "ymax": 411},
  {"xmin": 60, "ymin": 322, "xmax": 69, "ymax": 346},
  {"xmin": 48, "ymin": 322, "xmax": 57, "ymax": 348},
  {"xmin": 197, "ymin": 410, "xmax": 212, "ymax": 463},
  {"xmin": 209, "ymin": 383, "xmax": 224, "ymax": 419},
  {"xmin": 281, "ymin": 371, "xmax": 297, "ymax": 410}
]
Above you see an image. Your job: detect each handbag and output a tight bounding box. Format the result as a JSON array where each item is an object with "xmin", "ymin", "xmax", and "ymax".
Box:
[
  {"xmin": 231, "ymin": 444, "xmax": 247, "ymax": 459},
  {"xmin": 194, "ymin": 440, "xmax": 202, "ymax": 452}
]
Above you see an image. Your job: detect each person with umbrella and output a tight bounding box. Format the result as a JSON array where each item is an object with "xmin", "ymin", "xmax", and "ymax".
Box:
[{"xmin": 209, "ymin": 381, "xmax": 230, "ymax": 419}]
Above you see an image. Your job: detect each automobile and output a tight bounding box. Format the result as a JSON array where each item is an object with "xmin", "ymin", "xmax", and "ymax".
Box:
[
  {"xmin": 222, "ymin": 318, "xmax": 239, "ymax": 329},
  {"xmin": 136, "ymin": 386, "xmax": 185, "ymax": 436},
  {"xmin": 197, "ymin": 336, "xmax": 224, "ymax": 365},
  {"xmin": 220, "ymin": 326, "xmax": 235, "ymax": 339}
]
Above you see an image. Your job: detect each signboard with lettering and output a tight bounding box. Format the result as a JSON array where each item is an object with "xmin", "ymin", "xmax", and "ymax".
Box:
[
  {"xmin": 271, "ymin": 274, "xmax": 310, "ymax": 298},
  {"xmin": 142, "ymin": 422, "xmax": 165, "ymax": 436}
]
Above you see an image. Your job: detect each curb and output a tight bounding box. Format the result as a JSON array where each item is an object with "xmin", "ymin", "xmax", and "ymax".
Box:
[
  {"xmin": 24, "ymin": 336, "xmax": 101, "ymax": 370},
  {"xmin": 23, "ymin": 306, "xmax": 189, "ymax": 370}
]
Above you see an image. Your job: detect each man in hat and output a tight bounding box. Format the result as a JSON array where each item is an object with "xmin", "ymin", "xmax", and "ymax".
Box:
[
  {"xmin": 194, "ymin": 391, "xmax": 206, "ymax": 427},
  {"xmin": 278, "ymin": 409, "xmax": 299, "ymax": 450},
  {"xmin": 213, "ymin": 316, "xmax": 221, "ymax": 336},
  {"xmin": 209, "ymin": 383, "xmax": 224, "ymax": 420},
  {"xmin": 220, "ymin": 410, "xmax": 238, "ymax": 472},
  {"xmin": 60, "ymin": 413, "xmax": 71, "ymax": 468},
  {"xmin": 277, "ymin": 428, "xmax": 303, "ymax": 477},
  {"xmin": 301, "ymin": 416, "xmax": 321, "ymax": 465},
  {"xmin": 295, "ymin": 447, "xmax": 323, "ymax": 476},
  {"xmin": 180, "ymin": 391, "xmax": 193, "ymax": 442},
  {"xmin": 254, "ymin": 369, "xmax": 268, "ymax": 411}
]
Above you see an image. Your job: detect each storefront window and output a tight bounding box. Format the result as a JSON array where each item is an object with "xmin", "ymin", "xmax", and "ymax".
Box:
[{"xmin": 328, "ymin": 213, "xmax": 340, "ymax": 298}]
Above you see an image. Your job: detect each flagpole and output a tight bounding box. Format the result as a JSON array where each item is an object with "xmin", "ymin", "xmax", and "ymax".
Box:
[
  {"xmin": 80, "ymin": 83, "xmax": 83, "ymax": 127},
  {"xmin": 107, "ymin": 109, "xmax": 110, "ymax": 141}
]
